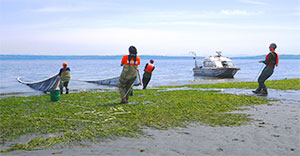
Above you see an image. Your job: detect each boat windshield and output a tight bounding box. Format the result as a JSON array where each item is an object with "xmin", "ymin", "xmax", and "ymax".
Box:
[
  {"xmin": 204, "ymin": 61, "xmax": 216, "ymax": 67},
  {"xmin": 221, "ymin": 61, "xmax": 235, "ymax": 67}
]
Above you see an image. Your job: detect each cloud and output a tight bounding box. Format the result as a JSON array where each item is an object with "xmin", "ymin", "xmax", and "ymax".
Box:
[
  {"xmin": 28, "ymin": 1, "xmax": 137, "ymax": 13},
  {"xmin": 220, "ymin": 10, "xmax": 262, "ymax": 15},
  {"xmin": 30, "ymin": 6, "xmax": 95, "ymax": 12},
  {"xmin": 293, "ymin": 12, "xmax": 300, "ymax": 16},
  {"xmin": 139, "ymin": 9, "xmax": 262, "ymax": 22},
  {"xmin": 291, "ymin": 7, "xmax": 300, "ymax": 16},
  {"xmin": 154, "ymin": 21, "xmax": 300, "ymax": 31},
  {"xmin": 238, "ymin": 0, "xmax": 267, "ymax": 5},
  {"xmin": 1, "ymin": 26, "xmax": 299, "ymax": 55}
]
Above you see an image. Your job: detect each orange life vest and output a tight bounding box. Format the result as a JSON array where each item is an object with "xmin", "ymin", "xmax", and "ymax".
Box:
[
  {"xmin": 265, "ymin": 51, "xmax": 279, "ymax": 67},
  {"xmin": 121, "ymin": 55, "xmax": 141, "ymax": 66},
  {"xmin": 62, "ymin": 68, "xmax": 66, "ymax": 74},
  {"xmin": 145, "ymin": 63, "xmax": 154, "ymax": 73}
]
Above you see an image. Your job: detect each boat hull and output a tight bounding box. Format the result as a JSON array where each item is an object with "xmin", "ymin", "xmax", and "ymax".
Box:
[{"xmin": 193, "ymin": 68, "xmax": 240, "ymax": 78}]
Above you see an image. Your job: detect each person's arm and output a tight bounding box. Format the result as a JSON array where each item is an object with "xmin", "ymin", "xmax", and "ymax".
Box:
[
  {"xmin": 259, "ymin": 53, "xmax": 272, "ymax": 64},
  {"xmin": 136, "ymin": 56, "xmax": 141, "ymax": 66},
  {"xmin": 152, "ymin": 66, "xmax": 155, "ymax": 72},
  {"xmin": 58, "ymin": 68, "xmax": 62, "ymax": 76},
  {"xmin": 263, "ymin": 53, "xmax": 274, "ymax": 65},
  {"xmin": 144, "ymin": 63, "xmax": 148, "ymax": 71},
  {"xmin": 121, "ymin": 55, "xmax": 126, "ymax": 66}
]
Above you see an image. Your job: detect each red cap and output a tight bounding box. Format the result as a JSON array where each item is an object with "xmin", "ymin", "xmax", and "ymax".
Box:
[
  {"xmin": 62, "ymin": 62, "xmax": 67, "ymax": 66},
  {"xmin": 150, "ymin": 59, "xmax": 154, "ymax": 63}
]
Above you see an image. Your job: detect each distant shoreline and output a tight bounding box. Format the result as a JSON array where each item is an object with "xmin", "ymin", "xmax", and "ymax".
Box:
[{"xmin": 0, "ymin": 54, "xmax": 300, "ymax": 60}]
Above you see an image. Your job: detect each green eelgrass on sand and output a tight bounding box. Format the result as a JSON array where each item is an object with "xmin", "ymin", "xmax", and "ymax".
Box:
[
  {"xmin": 159, "ymin": 78, "xmax": 300, "ymax": 90},
  {"xmin": 0, "ymin": 88, "xmax": 269, "ymax": 153},
  {"xmin": 1, "ymin": 78, "xmax": 299, "ymax": 152}
]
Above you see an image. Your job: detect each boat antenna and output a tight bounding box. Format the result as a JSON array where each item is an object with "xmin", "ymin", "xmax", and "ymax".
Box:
[
  {"xmin": 189, "ymin": 51, "xmax": 198, "ymax": 67},
  {"xmin": 216, "ymin": 51, "xmax": 222, "ymax": 57}
]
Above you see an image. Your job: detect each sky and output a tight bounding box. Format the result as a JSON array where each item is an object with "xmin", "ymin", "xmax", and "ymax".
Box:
[{"xmin": 0, "ymin": 0, "xmax": 299, "ymax": 56}]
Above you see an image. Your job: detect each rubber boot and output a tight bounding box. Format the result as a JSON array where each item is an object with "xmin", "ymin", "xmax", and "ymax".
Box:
[
  {"xmin": 130, "ymin": 89, "xmax": 133, "ymax": 96},
  {"xmin": 261, "ymin": 90, "xmax": 268, "ymax": 96},
  {"xmin": 60, "ymin": 90, "xmax": 63, "ymax": 94},
  {"xmin": 66, "ymin": 89, "xmax": 69, "ymax": 94},
  {"xmin": 120, "ymin": 99, "xmax": 127, "ymax": 104},
  {"xmin": 252, "ymin": 89, "xmax": 261, "ymax": 94}
]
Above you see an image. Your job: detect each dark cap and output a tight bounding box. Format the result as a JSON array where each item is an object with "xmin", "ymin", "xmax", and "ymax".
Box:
[
  {"xmin": 270, "ymin": 43, "xmax": 277, "ymax": 49},
  {"xmin": 129, "ymin": 46, "xmax": 137, "ymax": 54}
]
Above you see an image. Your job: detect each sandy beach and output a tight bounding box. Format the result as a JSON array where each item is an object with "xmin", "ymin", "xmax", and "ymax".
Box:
[{"xmin": 3, "ymin": 89, "xmax": 299, "ymax": 156}]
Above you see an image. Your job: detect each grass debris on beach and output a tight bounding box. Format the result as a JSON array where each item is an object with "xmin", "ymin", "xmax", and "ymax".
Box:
[
  {"xmin": 159, "ymin": 78, "xmax": 300, "ymax": 90},
  {"xmin": 0, "ymin": 79, "xmax": 299, "ymax": 153}
]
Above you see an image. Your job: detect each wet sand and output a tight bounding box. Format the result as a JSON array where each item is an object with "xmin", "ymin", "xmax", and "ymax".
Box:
[{"xmin": 2, "ymin": 89, "xmax": 300, "ymax": 156}]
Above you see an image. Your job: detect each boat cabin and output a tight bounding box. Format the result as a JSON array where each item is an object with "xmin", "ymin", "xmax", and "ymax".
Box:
[{"xmin": 202, "ymin": 52, "xmax": 235, "ymax": 68}]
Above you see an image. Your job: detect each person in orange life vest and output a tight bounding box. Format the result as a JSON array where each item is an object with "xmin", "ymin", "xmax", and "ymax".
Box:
[
  {"xmin": 252, "ymin": 43, "xmax": 279, "ymax": 95},
  {"xmin": 58, "ymin": 62, "xmax": 71, "ymax": 94},
  {"xmin": 142, "ymin": 59, "xmax": 155, "ymax": 89},
  {"xmin": 118, "ymin": 46, "xmax": 141, "ymax": 104}
]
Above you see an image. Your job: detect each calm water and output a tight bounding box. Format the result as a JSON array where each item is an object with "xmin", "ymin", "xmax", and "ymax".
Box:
[{"xmin": 0, "ymin": 58, "xmax": 299, "ymax": 96}]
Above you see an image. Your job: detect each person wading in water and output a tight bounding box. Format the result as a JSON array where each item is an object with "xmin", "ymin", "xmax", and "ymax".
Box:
[
  {"xmin": 142, "ymin": 59, "xmax": 155, "ymax": 89},
  {"xmin": 119, "ymin": 46, "xmax": 141, "ymax": 104},
  {"xmin": 253, "ymin": 43, "xmax": 279, "ymax": 95},
  {"xmin": 58, "ymin": 62, "xmax": 71, "ymax": 94}
]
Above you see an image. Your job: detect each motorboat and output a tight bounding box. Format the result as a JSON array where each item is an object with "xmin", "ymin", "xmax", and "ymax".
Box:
[{"xmin": 192, "ymin": 51, "xmax": 240, "ymax": 78}]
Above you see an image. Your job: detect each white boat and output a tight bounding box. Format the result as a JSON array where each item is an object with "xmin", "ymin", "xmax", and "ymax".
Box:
[{"xmin": 192, "ymin": 51, "xmax": 240, "ymax": 78}]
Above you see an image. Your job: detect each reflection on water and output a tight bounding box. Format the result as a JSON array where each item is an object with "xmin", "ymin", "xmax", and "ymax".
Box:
[{"xmin": 191, "ymin": 75, "xmax": 239, "ymax": 84}]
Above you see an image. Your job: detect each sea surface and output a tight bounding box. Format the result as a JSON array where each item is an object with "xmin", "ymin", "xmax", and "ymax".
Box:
[{"xmin": 0, "ymin": 56, "xmax": 299, "ymax": 96}]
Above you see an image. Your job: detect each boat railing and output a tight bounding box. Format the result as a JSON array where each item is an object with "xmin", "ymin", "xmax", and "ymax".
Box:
[{"xmin": 189, "ymin": 51, "xmax": 200, "ymax": 68}]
